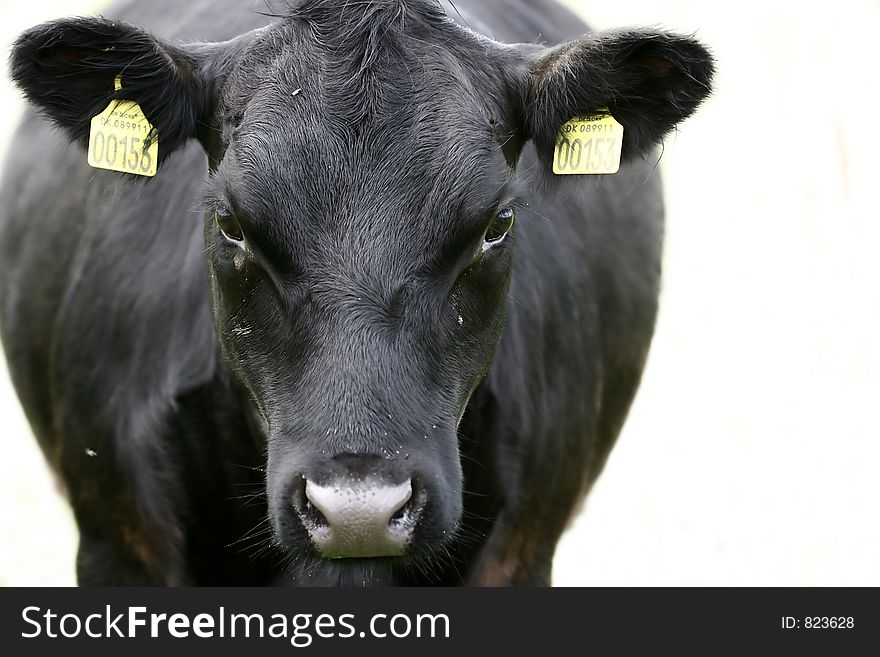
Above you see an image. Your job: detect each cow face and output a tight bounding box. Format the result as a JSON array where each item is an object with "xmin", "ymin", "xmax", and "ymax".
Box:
[
  {"xmin": 10, "ymin": 0, "xmax": 712, "ymax": 574},
  {"xmin": 199, "ymin": 11, "xmax": 523, "ymax": 564}
]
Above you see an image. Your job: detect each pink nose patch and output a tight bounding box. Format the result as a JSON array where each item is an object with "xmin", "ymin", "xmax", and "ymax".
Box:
[{"xmin": 303, "ymin": 478, "xmax": 415, "ymax": 558}]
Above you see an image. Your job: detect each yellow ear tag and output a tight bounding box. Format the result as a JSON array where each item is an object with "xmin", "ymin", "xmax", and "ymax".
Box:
[
  {"xmin": 87, "ymin": 75, "xmax": 158, "ymax": 177},
  {"xmin": 553, "ymin": 110, "xmax": 624, "ymax": 175}
]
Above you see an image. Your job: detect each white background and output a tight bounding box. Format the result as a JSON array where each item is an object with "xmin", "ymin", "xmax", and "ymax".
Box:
[{"xmin": 0, "ymin": 0, "xmax": 877, "ymax": 585}]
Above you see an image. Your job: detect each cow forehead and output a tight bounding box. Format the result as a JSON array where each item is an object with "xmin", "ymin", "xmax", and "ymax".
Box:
[
  {"xmin": 209, "ymin": 10, "xmax": 511, "ymax": 235},
  {"xmin": 227, "ymin": 41, "xmax": 496, "ymax": 125},
  {"xmin": 219, "ymin": 76, "xmax": 506, "ymax": 217},
  {"xmin": 219, "ymin": 115, "xmax": 507, "ymax": 237},
  {"xmin": 231, "ymin": 78, "xmax": 495, "ymax": 166},
  {"xmin": 220, "ymin": 7, "xmax": 502, "ymax": 125}
]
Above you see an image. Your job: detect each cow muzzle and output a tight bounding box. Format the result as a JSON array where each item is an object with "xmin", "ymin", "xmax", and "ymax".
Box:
[{"xmin": 292, "ymin": 474, "xmax": 426, "ymax": 558}]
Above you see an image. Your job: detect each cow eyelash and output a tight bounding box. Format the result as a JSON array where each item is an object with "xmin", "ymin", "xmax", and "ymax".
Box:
[
  {"xmin": 481, "ymin": 200, "xmax": 521, "ymax": 252},
  {"xmin": 202, "ymin": 197, "xmax": 245, "ymax": 244},
  {"xmin": 485, "ymin": 207, "xmax": 515, "ymax": 242},
  {"xmin": 215, "ymin": 205, "xmax": 244, "ymax": 242}
]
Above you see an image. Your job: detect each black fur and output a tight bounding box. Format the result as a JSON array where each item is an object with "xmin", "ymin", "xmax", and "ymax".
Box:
[{"xmin": 0, "ymin": 0, "xmax": 713, "ymax": 586}]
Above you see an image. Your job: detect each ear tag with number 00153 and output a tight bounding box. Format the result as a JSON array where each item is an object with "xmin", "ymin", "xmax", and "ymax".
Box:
[
  {"xmin": 87, "ymin": 75, "xmax": 158, "ymax": 177},
  {"xmin": 553, "ymin": 111, "xmax": 624, "ymax": 175}
]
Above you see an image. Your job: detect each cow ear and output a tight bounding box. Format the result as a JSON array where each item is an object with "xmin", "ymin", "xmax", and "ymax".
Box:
[
  {"xmin": 10, "ymin": 17, "xmax": 228, "ymax": 168},
  {"xmin": 504, "ymin": 29, "xmax": 714, "ymax": 168}
]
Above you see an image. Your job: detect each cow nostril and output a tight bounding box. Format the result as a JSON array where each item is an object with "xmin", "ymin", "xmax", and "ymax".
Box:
[
  {"xmin": 291, "ymin": 476, "xmax": 330, "ymax": 532},
  {"xmin": 303, "ymin": 497, "xmax": 329, "ymax": 528},
  {"xmin": 389, "ymin": 502, "xmax": 408, "ymax": 524},
  {"xmin": 388, "ymin": 483, "xmax": 425, "ymax": 530}
]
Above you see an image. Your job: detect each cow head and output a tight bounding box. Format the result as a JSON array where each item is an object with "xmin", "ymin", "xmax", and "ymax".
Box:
[{"xmin": 11, "ymin": 0, "xmax": 712, "ymax": 579}]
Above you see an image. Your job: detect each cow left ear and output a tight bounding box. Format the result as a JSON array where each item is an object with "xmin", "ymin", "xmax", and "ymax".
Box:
[
  {"xmin": 9, "ymin": 17, "xmax": 245, "ymax": 169},
  {"xmin": 501, "ymin": 29, "xmax": 715, "ymax": 167}
]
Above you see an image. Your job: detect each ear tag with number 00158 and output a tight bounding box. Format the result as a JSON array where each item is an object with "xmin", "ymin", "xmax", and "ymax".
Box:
[
  {"xmin": 87, "ymin": 75, "xmax": 158, "ymax": 177},
  {"xmin": 553, "ymin": 111, "xmax": 624, "ymax": 175}
]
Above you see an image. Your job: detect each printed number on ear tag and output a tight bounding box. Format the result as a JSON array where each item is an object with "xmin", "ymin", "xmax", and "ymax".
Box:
[
  {"xmin": 87, "ymin": 81, "xmax": 158, "ymax": 177},
  {"xmin": 553, "ymin": 112, "xmax": 624, "ymax": 175}
]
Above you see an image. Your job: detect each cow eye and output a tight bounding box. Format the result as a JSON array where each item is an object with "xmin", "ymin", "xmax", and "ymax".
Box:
[
  {"xmin": 215, "ymin": 206, "xmax": 243, "ymax": 242},
  {"xmin": 483, "ymin": 208, "xmax": 515, "ymax": 249}
]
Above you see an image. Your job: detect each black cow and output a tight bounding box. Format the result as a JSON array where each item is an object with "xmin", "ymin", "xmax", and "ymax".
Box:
[{"xmin": 0, "ymin": 0, "xmax": 712, "ymax": 586}]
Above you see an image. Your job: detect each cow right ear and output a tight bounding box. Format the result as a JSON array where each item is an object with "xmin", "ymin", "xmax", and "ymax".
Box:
[
  {"xmin": 497, "ymin": 28, "xmax": 714, "ymax": 169},
  {"xmin": 10, "ymin": 17, "xmax": 236, "ymax": 169}
]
